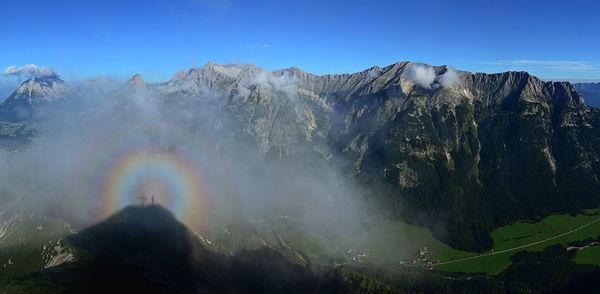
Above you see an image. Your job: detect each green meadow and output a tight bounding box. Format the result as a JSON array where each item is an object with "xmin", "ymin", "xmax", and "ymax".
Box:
[
  {"xmin": 433, "ymin": 208, "xmax": 600, "ymax": 274},
  {"xmin": 269, "ymin": 208, "xmax": 600, "ymax": 275},
  {"xmin": 574, "ymin": 246, "xmax": 600, "ymax": 265}
]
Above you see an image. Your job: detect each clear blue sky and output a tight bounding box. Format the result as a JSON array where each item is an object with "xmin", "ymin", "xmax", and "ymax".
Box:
[{"xmin": 0, "ymin": 0, "xmax": 599, "ymax": 85}]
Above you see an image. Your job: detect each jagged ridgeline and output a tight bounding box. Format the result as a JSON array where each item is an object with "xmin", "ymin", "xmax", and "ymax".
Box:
[{"xmin": 1, "ymin": 61, "xmax": 599, "ymax": 251}]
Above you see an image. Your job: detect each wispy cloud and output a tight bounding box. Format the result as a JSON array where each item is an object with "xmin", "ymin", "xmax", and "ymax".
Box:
[
  {"xmin": 484, "ymin": 60, "xmax": 599, "ymax": 72},
  {"xmin": 245, "ymin": 43, "xmax": 270, "ymax": 50}
]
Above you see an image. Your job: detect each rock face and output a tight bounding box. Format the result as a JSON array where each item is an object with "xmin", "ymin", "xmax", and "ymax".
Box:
[
  {"xmin": 301, "ymin": 65, "xmax": 600, "ymax": 251},
  {"xmin": 0, "ymin": 76, "xmax": 73, "ymax": 121},
  {"xmin": 1, "ymin": 61, "xmax": 599, "ymax": 251},
  {"xmin": 179, "ymin": 62, "xmax": 600, "ymax": 250},
  {"xmin": 155, "ymin": 63, "xmax": 333, "ymax": 159},
  {"xmin": 153, "ymin": 62, "xmax": 600, "ymax": 250},
  {"xmin": 575, "ymin": 82, "xmax": 600, "ymax": 108}
]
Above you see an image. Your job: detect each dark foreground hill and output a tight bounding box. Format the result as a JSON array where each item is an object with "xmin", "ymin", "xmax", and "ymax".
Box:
[
  {"xmin": 2, "ymin": 207, "xmax": 600, "ymax": 293},
  {"xmin": 3, "ymin": 205, "xmax": 348, "ymax": 294}
]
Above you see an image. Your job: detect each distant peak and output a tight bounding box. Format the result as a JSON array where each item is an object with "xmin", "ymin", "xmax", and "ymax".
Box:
[
  {"xmin": 274, "ymin": 66, "xmax": 318, "ymax": 80},
  {"xmin": 277, "ymin": 66, "xmax": 306, "ymax": 75},
  {"xmin": 131, "ymin": 73, "xmax": 143, "ymax": 80},
  {"xmin": 203, "ymin": 61, "xmax": 224, "ymax": 71},
  {"xmin": 127, "ymin": 73, "xmax": 146, "ymax": 89},
  {"xmin": 171, "ymin": 70, "xmax": 188, "ymax": 80},
  {"xmin": 202, "ymin": 62, "xmax": 242, "ymax": 78}
]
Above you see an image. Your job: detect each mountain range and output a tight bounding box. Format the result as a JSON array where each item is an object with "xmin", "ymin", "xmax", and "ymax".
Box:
[
  {"xmin": 575, "ymin": 82, "xmax": 600, "ymax": 108},
  {"xmin": 1, "ymin": 61, "xmax": 599, "ymax": 252}
]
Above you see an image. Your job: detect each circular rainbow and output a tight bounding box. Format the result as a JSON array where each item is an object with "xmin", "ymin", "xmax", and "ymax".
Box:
[{"xmin": 95, "ymin": 148, "xmax": 208, "ymax": 228}]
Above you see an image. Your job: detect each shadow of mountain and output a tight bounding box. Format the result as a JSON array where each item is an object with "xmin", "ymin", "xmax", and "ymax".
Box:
[{"xmin": 15, "ymin": 205, "xmax": 347, "ymax": 293}]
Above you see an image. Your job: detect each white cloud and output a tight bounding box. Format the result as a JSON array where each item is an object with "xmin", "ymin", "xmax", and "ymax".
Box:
[
  {"xmin": 3, "ymin": 64, "xmax": 58, "ymax": 78},
  {"xmin": 438, "ymin": 68, "xmax": 460, "ymax": 87},
  {"xmin": 366, "ymin": 68, "xmax": 380, "ymax": 78},
  {"xmin": 403, "ymin": 63, "xmax": 461, "ymax": 89},
  {"xmin": 404, "ymin": 64, "xmax": 436, "ymax": 89}
]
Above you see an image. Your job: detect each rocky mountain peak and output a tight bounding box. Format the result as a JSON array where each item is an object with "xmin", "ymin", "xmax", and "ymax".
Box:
[
  {"xmin": 171, "ymin": 70, "xmax": 188, "ymax": 81},
  {"xmin": 12, "ymin": 76, "xmax": 70, "ymax": 101},
  {"xmin": 126, "ymin": 74, "xmax": 146, "ymax": 89},
  {"xmin": 203, "ymin": 61, "xmax": 243, "ymax": 78},
  {"xmin": 0, "ymin": 75, "xmax": 72, "ymax": 121}
]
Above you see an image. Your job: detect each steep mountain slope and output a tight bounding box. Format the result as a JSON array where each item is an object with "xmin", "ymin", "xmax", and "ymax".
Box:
[
  {"xmin": 155, "ymin": 63, "xmax": 332, "ymax": 160},
  {"xmin": 575, "ymin": 82, "xmax": 600, "ymax": 108},
  {"xmin": 0, "ymin": 210, "xmax": 76, "ymax": 285},
  {"xmin": 274, "ymin": 64, "xmax": 600, "ymax": 250}
]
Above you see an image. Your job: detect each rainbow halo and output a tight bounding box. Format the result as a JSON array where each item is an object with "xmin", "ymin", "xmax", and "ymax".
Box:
[{"xmin": 96, "ymin": 148, "xmax": 208, "ymax": 228}]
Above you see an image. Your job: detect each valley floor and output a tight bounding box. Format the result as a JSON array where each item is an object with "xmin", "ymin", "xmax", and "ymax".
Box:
[{"xmin": 247, "ymin": 208, "xmax": 600, "ymax": 275}]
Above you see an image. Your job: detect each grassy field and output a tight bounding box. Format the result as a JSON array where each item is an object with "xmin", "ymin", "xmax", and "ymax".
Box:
[
  {"xmin": 574, "ymin": 245, "xmax": 600, "ymax": 265},
  {"xmin": 267, "ymin": 208, "xmax": 600, "ymax": 275},
  {"xmin": 332, "ymin": 221, "xmax": 475, "ymax": 264},
  {"xmin": 433, "ymin": 208, "xmax": 600, "ymax": 274}
]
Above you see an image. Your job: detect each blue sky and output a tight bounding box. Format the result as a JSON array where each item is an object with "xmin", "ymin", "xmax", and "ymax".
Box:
[{"xmin": 0, "ymin": 0, "xmax": 599, "ymax": 89}]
